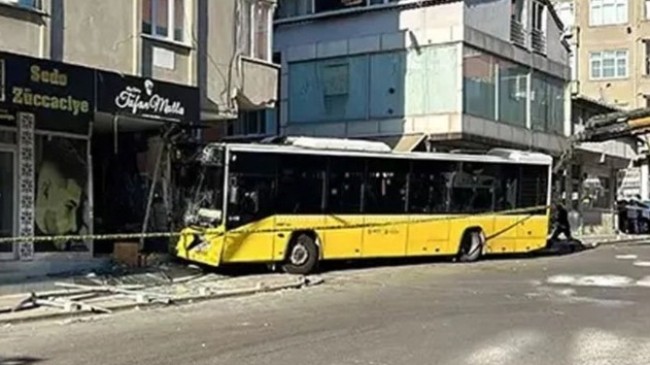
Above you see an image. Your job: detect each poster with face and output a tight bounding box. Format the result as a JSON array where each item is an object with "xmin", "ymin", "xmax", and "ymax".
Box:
[{"xmin": 34, "ymin": 135, "xmax": 90, "ymax": 252}]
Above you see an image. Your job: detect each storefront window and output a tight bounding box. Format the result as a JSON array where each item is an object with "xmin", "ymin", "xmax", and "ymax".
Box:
[
  {"xmin": 0, "ymin": 148, "xmax": 15, "ymax": 255},
  {"xmin": 530, "ymin": 72, "xmax": 565, "ymax": 134},
  {"xmin": 463, "ymin": 48, "xmax": 497, "ymax": 120},
  {"xmin": 498, "ymin": 59, "xmax": 528, "ymax": 127},
  {"xmin": 582, "ymin": 174, "xmax": 611, "ymax": 209},
  {"xmin": 33, "ymin": 135, "xmax": 90, "ymax": 252}
]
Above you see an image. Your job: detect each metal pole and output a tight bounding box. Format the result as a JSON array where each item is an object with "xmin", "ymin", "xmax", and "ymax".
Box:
[{"xmin": 140, "ymin": 135, "xmax": 165, "ymax": 252}]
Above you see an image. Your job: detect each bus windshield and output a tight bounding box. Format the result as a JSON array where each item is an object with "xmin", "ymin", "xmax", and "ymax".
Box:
[{"xmin": 184, "ymin": 164, "xmax": 224, "ymax": 227}]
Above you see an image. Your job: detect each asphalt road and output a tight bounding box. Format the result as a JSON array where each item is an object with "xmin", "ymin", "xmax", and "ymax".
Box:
[{"xmin": 4, "ymin": 243, "xmax": 650, "ymax": 365}]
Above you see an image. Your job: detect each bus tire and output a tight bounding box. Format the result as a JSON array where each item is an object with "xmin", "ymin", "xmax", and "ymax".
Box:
[
  {"xmin": 458, "ymin": 230, "xmax": 485, "ymax": 263},
  {"xmin": 282, "ymin": 233, "xmax": 319, "ymax": 275}
]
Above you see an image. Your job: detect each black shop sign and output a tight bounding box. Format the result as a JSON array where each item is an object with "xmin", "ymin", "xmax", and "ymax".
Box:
[
  {"xmin": 96, "ymin": 71, "xmax": 199, "ymax": 124},
  {"xmin": 0, "ymin": 52, "xmax": 94, "ymax": 133}
]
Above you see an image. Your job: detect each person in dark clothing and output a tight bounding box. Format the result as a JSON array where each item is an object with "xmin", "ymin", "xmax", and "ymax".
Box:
[{"xmin": 550, "ymin": 201, "xmax": 572, "ymax": 241}]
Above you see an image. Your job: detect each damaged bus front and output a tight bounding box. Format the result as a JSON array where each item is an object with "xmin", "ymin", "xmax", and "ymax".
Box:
[{"xmin": 176, "ymin": 144, "xmax": 227, "ymax": 266}]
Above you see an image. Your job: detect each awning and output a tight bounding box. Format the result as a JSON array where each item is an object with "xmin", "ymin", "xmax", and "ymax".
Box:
[{"xmin": 373, "ymin": 134, "xmax": 426, "ymax": 152}]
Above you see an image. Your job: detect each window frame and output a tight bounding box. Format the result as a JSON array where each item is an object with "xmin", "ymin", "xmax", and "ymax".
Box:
[
  {"xmin": 241, "ymin": 0, "xmax": 274, "ymax": 62},
  {"xmin": 589, "ymin": 0, "xmax": 628, "ymax": 26},
  {"xmin": 531, "ymin": 1, "xmax": 546, "ymax": 32},
  {"xmin": 142, "ymin": 0, "xmax": 186, "ymax": 43},
  {"xmin": 589, "ymin": 50, "xmax": 628, "ymax": 80},
  {"xmin": 276, "ymin": 0, "xmax": 400, "ymax": 20}
]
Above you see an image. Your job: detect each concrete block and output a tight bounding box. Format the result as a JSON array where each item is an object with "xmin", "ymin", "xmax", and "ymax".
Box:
[
  {"xmin": 317, "ymin": 40, "xmax": 349, "ymax": 58},
  {"xmin": 451, "ymin": 25, "xmax": 464, "ymax": 42},
  {"xmin": 280, "ymin": 101, "xmax": 289, "ymax": 127},
  {"xmin": 348, "ymin": 120, "xmax": 380, "ymax": 136},
  {"xmin": 399, "ymin": 8, "xmax": 425, "ymax": 30},
  {"xmin": 349, "ymin": 35, "xmax": 381, "ymax": 55},
  {"xmin": 448, "ymin": 114, "xmax": 463, "ymax": 133},
  {"xmin": 378, "ymin": 118, "xmax": 405, "ymax": 134},
  {"xmin": 381, "ymin": 32, "xmax": 406, "ymax": 51},
  {"xmin": 423, "ymin": 28, "xmax": 453, "ymax": 45},
  {"xmin": 497, "ymin": 123, "xmax": 513, "ymax": 140},
  {"xmin": 286, "ymin": 44, "xmax": 317, "ymax": 62},
  {"xmin": 482, "ymin": 118, "xmax": 501, "ymax": 139},
  {"xmin": 315, "ymin": 122, "xmax": 347, "ymax": 137},
  {"xmin": 280, "ymin": 74, "xmax": 289, "ymax": 99}
]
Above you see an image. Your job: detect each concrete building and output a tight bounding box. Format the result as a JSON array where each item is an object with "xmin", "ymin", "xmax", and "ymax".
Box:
[
  {"xmin": 273, "ymin": 0, "xmax": 572, "ymax": 156},
  {"xmin": 552, "ymin": 0, "xmax": 642, "ymax": 235},
  {"xmin": 554, "ymin": 0, "xmax": 648, "ymax": 201},
  {"xmin": 570, "ymin": 95, "xmax": 637, "ymax": 234},
  {"xmin": 0, "ymin": 0, "xmax": 278, "ymax": 276}
]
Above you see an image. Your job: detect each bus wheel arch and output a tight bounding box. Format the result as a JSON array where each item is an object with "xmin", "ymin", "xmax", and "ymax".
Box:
[
  {"xmin": 281, "ymin": 231, "xmax": 320, "ymax": 275},
  {"xmin": 457, "ymin": 227, "xmax": 486, "ymax": 263}
]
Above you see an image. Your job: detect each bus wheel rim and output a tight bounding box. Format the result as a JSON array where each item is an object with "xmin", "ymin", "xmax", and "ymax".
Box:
[{"xmin": 290, "ymin": 244, "xmax": 309, "ymax": 265}]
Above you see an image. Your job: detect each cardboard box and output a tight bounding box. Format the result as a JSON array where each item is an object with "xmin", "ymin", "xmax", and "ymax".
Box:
[{"xmin": 113, "ymin": 242, "xmax": 140, "ymax": 267}]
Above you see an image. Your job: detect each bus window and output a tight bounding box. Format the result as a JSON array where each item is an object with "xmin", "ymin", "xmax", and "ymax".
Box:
[
  {"xmin": 495, "ymin": 164, "xmax": 519, "ymax": 211},
  {"xmin": 364, "ymin": 158, "xmax": 408, "ymax": 214},
  {"xmin": 227, "ymin": 152, "xmax": 277, "ymax": 229},
  {"xmin": 520, "ymin": 165, "xmax": 548, "ymax": 213},
  {"xmin": 408, "ymin": 160, "xmax": 453, "ymax": 213},
  {"xmin": 276, "ymin": 154, "xmax": 327, "ymax": 214},
  {"xmin": 327, "ymin": 157, "xmax": 364, "ymax": 214},
  {"xmin": 448, "ymin": 162, "xmax": 497, "ymax": 213}
]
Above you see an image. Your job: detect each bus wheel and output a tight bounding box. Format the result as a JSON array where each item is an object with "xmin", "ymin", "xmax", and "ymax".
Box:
[
  {"xmin": 282, "ymin": 233, "xmax": 319, "ymax": 275},
  {"xmin": 458, "ymin": 230, "xmax": 485, "ymax": 263}
]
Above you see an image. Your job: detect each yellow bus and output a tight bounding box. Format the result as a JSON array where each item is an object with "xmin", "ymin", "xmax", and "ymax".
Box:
[{"xmin": 176, "ymin": 137, "xmax": 552, "ymax": 274}]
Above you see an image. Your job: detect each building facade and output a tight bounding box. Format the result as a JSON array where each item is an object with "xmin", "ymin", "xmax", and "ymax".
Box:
[
  {"xmin": 555, "ymin": 0, "xmax": 650, "ymax": 109},
  {"xmin": 570, "ymin": 95, "xmax": 638, "ymax": 235},
  {"xmin": 553, "ymin": 0, "xmax": 643, "ymax": 231},
  {"xmin": 0, "ymin": 0, "xmax": 278, "ymax": 275},
  {"xmin": 274, "ymin": 0, "xmax": 572, "ymax": 156}
]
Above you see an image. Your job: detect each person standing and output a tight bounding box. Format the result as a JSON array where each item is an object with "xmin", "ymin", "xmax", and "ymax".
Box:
[{"xmin": 550, "ymin": 201, "xmax": 572, "ymax": 241}]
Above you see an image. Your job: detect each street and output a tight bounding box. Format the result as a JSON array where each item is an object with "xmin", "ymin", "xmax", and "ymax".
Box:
[{"xmin": 4, "ymin": 243, "xmax": 650, "ymax": 365}]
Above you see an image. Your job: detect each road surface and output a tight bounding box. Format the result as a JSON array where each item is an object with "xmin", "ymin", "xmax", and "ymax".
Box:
[{"xmin": 4, "ymin": 243, "xmax": 650, "ymax": 365}]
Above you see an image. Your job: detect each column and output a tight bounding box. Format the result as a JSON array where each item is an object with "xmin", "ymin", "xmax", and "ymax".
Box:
[
  {"xmin": 17, "ymin": 113, "xmax": 35, "ymax": 261},
  {"xmin": 641, "ymin": 161, "xmax": 649, "ymax": 200}
]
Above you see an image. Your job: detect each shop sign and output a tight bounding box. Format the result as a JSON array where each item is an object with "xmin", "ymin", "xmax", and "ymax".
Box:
[
  {"xmin": 0, "ymin": 52, "xmax": 94, "ymax": 131},
  {"xmin": 97, "ymin": 71, "xmax": 199, "ymax": 123}
]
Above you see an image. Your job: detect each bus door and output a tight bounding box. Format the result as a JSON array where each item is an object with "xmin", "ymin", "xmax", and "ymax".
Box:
[
  {"xmin": 516, "ymin": 165, "xmax": 550, "ymax": 252},
  {"xmin": 362, "ymin": 160, "xmax": 409, "ymax": 258},
  {"xmin": 488, "ymin": 165, "xmax": 520, "ymax": 253},
  {"xmin": 273, "ymin": 154, "xmax": 328, "ymax": 261},
  {"xmin": 222, "ymin": 153, "xmax": 276, "ymax": 263},
  {"xmin": 406, "ymin": 161, "xmax": 452, "ymax": 256},
  {"xmin": 322, "ymin": 157, "xmax": 364, "ymax": 259}
]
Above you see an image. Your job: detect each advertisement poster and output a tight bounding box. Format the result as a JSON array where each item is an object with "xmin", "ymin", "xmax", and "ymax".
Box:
[{"xmin": 34, "ymin": 135, "xmax": 90, "ymax": 252}]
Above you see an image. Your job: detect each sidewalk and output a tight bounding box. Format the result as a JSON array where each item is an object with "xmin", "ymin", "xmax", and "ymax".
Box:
[
  {"xmin": 0, "ymin": 262, "xmax": 323, "ymax": 325},
  {"xmin": 577, "ymin": 233, "xmax": 650, "ymax": 247}
]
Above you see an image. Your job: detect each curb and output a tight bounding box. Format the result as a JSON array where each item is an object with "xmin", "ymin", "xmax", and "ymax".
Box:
[
  {"xmin": 584, "ymin": 235, "xmax": 650, "ymax": 247},
  {"xmin": 0, "ymin": 276, "xmax": 324, "ymax": 326}
]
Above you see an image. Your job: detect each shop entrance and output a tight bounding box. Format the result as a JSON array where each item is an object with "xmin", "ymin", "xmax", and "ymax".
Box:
[{"xmin": 0, "ymin": 145, "xmax": 16, "ymax": 260}]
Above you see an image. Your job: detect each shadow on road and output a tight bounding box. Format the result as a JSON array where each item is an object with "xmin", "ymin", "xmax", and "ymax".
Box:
[
  {"xmin": 0, "ymin": 357, "xmax": 44, "ymax": 365},
  {"xmin": 179, "ymin": 239, "xmax": 594, "ymax": 277}
]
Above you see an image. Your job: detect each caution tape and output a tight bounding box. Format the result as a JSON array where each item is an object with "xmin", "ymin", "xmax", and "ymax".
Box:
[{"xmin": 0, "ymin": 205, "xmax": 549, "ymax": 244}]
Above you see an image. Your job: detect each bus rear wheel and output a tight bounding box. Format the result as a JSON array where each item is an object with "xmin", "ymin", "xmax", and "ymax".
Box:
[
  {"xmin": 282, "ymin": 233, "xmax": 319, "ymax": 275},
  {"xmin": 458, "ymin": 230, "xmax": 485, "ymax": 263}
]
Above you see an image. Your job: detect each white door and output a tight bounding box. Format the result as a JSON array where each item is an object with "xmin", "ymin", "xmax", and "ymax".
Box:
[{"xmin": 0, "ymin": 146, "xmax": 16, "ymax": 260}]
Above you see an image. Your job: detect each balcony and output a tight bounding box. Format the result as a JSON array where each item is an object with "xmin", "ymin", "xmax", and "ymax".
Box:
[
  {"xmin": 531, "ymin": 28, "xmax": 547, "ymax": 55},
  {"xmin": 510, "ymin": 19, "xmax": 525, "ymax": 48},
  {"xmin": 237, "ymin": 57, "xmax": 280, "ymax": 111}
]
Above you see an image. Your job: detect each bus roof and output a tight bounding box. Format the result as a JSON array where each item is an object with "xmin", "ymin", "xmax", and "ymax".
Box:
[{"xmin": 206, "ymin": 139, "xmax": 553, "ymax": 166}]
